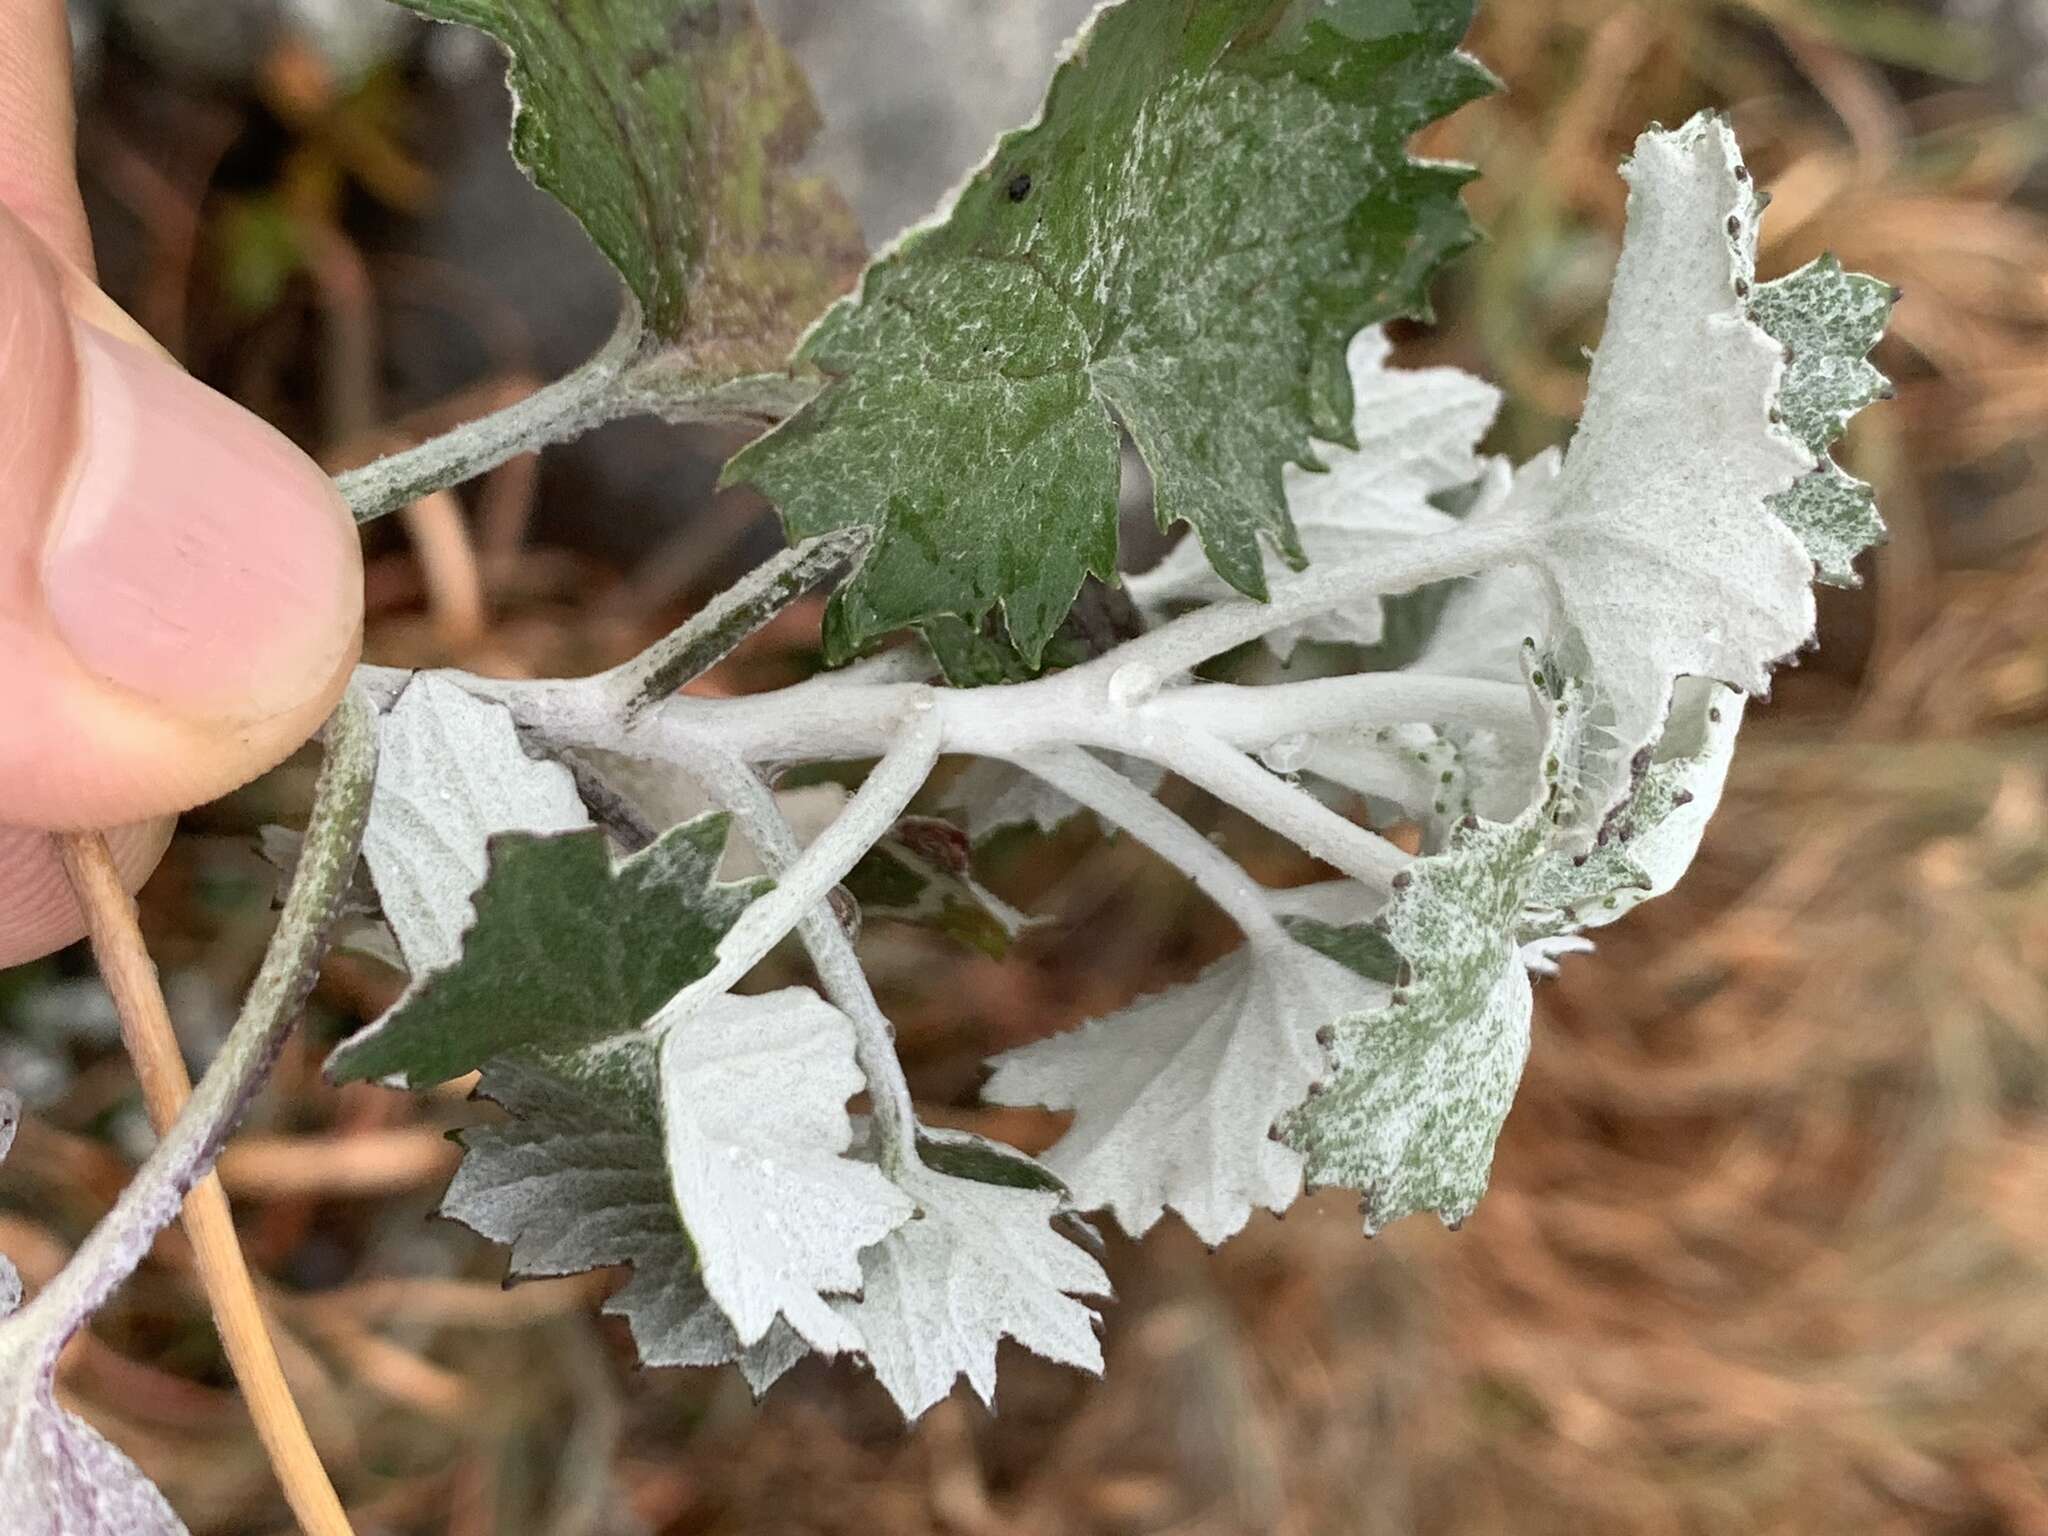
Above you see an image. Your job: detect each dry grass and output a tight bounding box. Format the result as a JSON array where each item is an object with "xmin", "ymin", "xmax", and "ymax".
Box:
[{"xmin": 10, "ymin": 2, "xmax": 2048, "ymax": 1532}]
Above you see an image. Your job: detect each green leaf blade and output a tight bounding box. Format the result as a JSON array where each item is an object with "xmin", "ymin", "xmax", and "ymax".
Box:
[
  {"xmin": 728, "ymin": 0, "xmax": 1489, "ymax": 663},
  {"xmin": 399, "ymin": 0, "xmax": 861, "ymax": 357},
  {"xmin": 326, "ymin": 817, "xmax": 765, "ymax": 1089},
  {"xmin": 1748, "ymin": 254, "xmax": 1896, "ymax": 586}
]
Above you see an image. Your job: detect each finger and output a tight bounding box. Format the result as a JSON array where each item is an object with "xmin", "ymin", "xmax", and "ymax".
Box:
[
  {"xmin": 0, "ymin": 207, "xmax": 364, "ymax": 830},
  {"xmin": 0, "ymin": 0, "xmax": 92, "ymax": 269},
  {"xmin": 0, "ymin": 207, "xmax": 363, "ymax": 962},
  {"xmin": 0, "ymin": 820, "xmax": 174, "ymax": 970}
]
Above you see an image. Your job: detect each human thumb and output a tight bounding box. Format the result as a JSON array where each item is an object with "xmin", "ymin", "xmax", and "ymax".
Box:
[{"xmin": 1, "ymin": 206, "xmax": 363, "ymax": 966}]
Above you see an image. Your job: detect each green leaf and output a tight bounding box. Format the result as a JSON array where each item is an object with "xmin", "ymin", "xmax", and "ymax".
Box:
[
  {"xmin": 842, "ymin": 816, "xmax": 1037, "ymax": 958},
  {"xmin": 1280, "ymin": 812, "xmax": 1540, "ymax": 1232},
  {"xmin": 1748, "ymin": 255, "xmax": 1896, "ymax": 585},
  {"xmin": 1127, "ymin": 327, "xmax": 1494, "ymax": 658},
  {"xmin": 727, "ymin": 0, "xmax": 1492, "ymax": 664},
  {"xmin": 443, "ymin": 1053, "xmax": 807, "ymax": 1393},
  {"xmin": 325, "ymin": 816, "xmax": 766, "ymax": 1088},
  {"xmin": 1278, "ymin": 657, "xmax": 1594, "ymax": 1232},
  {"xmin": 397, "ymin": 0, "xmax": 862, "ymax": 357},
  {"xmin": 913, "ymin": 1126, "xmax": 1068, "ymax": 1195}
]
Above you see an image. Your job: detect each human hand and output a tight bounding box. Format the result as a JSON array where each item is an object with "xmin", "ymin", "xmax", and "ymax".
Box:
[{"xmin": 1, "ymin": 0, "xmax": 363, "ymax": 966}]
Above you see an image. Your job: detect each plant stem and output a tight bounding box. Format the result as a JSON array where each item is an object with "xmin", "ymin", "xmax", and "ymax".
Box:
[
  {"xmin": 336, "ymin": 311, "xmax": 823, "ymax": 527},
  {"xmin": 600, "ymin": 528, "xmax": 872, "ymax": 721},
  {"xmin": 1136, "ymin": 721, "xmax": 1411, "ymax": 891},
  {"xmin": 1109, "ymin": 517, "xmax": 1533, "ymax": 684},
  {"xmin": 1154, "ymin": 673, "xmax": 1534, "ymax": 748},
  {"xmin": 8, "ymin": 687, "xmax": 377, "ymax": 1373},
  {"xmin": 660, "ymin": 703, "xmax": 941, "ymax": 1016},
  {"xmin": 56, "ymin": 833, "xmax": 359, "ymax": 1536},
  {"xmin": 1011, "ymin": 748, "xmax": 1283, "ymax": 942},
  {"xmin": 674, "ymin": 746, "xmax": 925, "ymax": 1173},
  {"xmin": 339, "ymin": 313, "xmax": 644, "ymax": 524}
]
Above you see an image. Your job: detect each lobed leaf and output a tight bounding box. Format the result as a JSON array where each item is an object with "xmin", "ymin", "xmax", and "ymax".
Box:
[
  {"xmin": 397, "ymin": 0, "xmax": 861, "ymax": 359},
  {"xmin": 1521, "ymin": 679, "xmax": 1746, "ymax": 933},
  {"xmin": 1521, "ymin": 114, "xmax": 1816, "ymax": 831},
  {"xmin": 727, "ymin": 0, "xmax": 1491, "ymax": 664},
  {"xmin": 1748, "ymin": 255, "xmax": 1896, "ymax": 585},
  {"xmin": 442, "ymin": 1053, "xmax": 806, "ymax": 1392},
  {"xmin": 984, "ymin": 937, "xmax": 1386, "ymax": 1244},
  {"xmin": 359, "ymin": 674, "xmax": 591, "ymax": 975},
  {"xmin": 1132, "ymin": 326, "xmax": 1496, "ymax": 657},
  {"xmin": 1277, "ymin": 658, "xmax": 1595, "ymax": 1231},
  {"xmin": 1279, "ymin": 813, "xmax": 1540, "ymax": 1232},
  {"xmin": 656, "ymin": 990, "xmax": 914, "ymax": 1352},
  {"xmin": 830, "ymin": 1142, "xmax": 1110, "ymax": 1419},
  {"xmin": 327, "ymin": 816, "xmax": 765, "ymax": 1088}
]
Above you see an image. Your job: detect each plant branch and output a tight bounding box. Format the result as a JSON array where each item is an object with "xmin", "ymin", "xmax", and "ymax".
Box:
[
  {"xmin": 660, "ymin": 702, "xmax": 941, "ymax": 1016},
  {"xmin": 8, "ymin": 687, "xmax": 377, "ymax": 1372},
  {"xmin": 614, "ymin": 356, "xmax": 822, "ymax": 427},
  {"xmin": 1155, "ymin": 673, "xmax": 1534, "ymax": 748},
  {"xmin": 340, "ymin": 311, "xmax": 644, "ymax": 524},
  {"xmin": 1109, "ymin": 517, "xmax": 1534, "ymax": 686},
  {"xmin": 1010, "ymin": 748, "xmax": 1283, "ymax": 943},
  {"xmin": 600, "ymin": 528, "xmax": 872, "ymax": 721},
  {"xmin": 1142, "ymin": 722, "xmax": 1411, "ymax": 892},
  {"xmin": 336, "ymin": 306, "xmax": 824, "ymax": 527},
  {"xmin": 672, "ymin": 745, "xmax": 925, "ymax": 1173},
  {"xmin": 56, "ymin": 833, "xmax": 359, "ymax": 1536}
]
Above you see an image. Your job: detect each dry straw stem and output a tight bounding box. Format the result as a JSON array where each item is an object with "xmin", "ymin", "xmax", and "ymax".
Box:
[{"xmin": 56, "ymin": 831, "xmax": 358, "ymax": 1536}]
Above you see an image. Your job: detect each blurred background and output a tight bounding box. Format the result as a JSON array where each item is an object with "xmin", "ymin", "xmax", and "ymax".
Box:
[{"xmin": 6, "ymin": 0, "xmax": 2048, "ymax": 1531}]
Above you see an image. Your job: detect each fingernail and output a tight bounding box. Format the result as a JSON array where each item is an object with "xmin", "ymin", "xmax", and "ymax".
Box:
[{"xmin": 41, "ymin": 319, "xmax": 361, "ymax": 723}]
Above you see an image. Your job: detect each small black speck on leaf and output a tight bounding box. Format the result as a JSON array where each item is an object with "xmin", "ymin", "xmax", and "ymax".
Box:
[
  {"xmin": 1725, "ymin": 214, "xmax": 1741, "ymax": 238},
  {"xmin": 1315, "ymin": 1025, "xmax": 1336, "ymax": 1048},
  {"xmin": 1708, "ymin": 706, "xmax": 1723, "ymax": 723},
  {"xmin": 1733, "ymin": 164, "xmax": 1750, "ymax": 182},
  {"xmin": 1734, "ymin": 277, "xmax": 1750, "ymax": 299},
  {"xmin": 1005, "ymin": 171, "xmax": 1033, "ymax": 203},
  {"xmin": 1390, "ymin": 870, "xmax": 1411, "ymax": 891},
  {"xmin": 1672, "ymin": 789, "xmax": 1694, "ymax": 807}
]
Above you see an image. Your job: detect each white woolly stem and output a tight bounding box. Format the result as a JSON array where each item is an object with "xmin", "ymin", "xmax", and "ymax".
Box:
[
  {"xmin": 339, "ymin": 313, "xmax": 643, "ymax": 524},
  {"xmin": 1, "ymin": 690, "xmax": 378, "ymax": 1370},
  {"xmin": 1109, "ymin": 517, "xmax": 1533, "ymax": 684},
  {"xmin": 1155, "ymin": 673, "xmax": 1532, "ymax": 748},
  {"xmin": 666, "ymin": 744, "xmax": 926, "ymax": 1173},
  {"xmin": 336, "ymin": 310, "xmax": 820, "ymax": 526},
  {"xmin": 1012, "ymin": 748, "xmax": 1283, "ymax": 943},
  {"xmin": 1138, "ymin": 723, "xmax": 1411, "ymax": 892},
  {"xmin": 663, "ymin": 704, "xmax": 942, "ymax": 1017}
]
